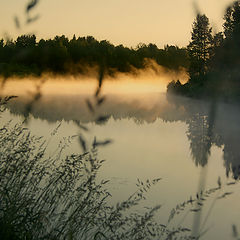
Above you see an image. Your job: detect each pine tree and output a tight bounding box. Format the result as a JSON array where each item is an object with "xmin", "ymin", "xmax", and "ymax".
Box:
[
  {"xmin": 187, "ymin": 14, "xmax": 213, "ymax": 80},
  {"xmin": 221, "ymin": 1, "xmax": 240, "ymax": 92},
  {"xmin": 223, "ymin": 6, "xmax": 235, "ymax": 39},
  {"xmin": 223, "ymin": 1, "xmax": 240, "ymax": 40}
]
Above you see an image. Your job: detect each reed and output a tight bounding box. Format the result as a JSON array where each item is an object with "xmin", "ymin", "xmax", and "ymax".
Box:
[{"xmin": 0, "ymin": 105, "xmax": 195, "ymax": 240}]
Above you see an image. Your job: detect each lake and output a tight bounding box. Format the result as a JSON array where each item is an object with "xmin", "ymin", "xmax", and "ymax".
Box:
[{"xmin": 1, "ymin": 78, "xmax": 240, "ymax": 240}]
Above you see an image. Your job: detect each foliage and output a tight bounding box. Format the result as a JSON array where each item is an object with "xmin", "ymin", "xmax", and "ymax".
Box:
[
  {"xmin": 0, "ymin": 35, "xmax": 189, "ymax": 78},
  {"xmin": 167, "ymin": 1, "xmax": 240, "ymax": 101}
]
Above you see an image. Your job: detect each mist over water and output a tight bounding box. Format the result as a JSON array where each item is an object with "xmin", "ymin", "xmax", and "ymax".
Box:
[{"xmin": 0, "ymin": 60, "xmax": 188, "ymax": 95}]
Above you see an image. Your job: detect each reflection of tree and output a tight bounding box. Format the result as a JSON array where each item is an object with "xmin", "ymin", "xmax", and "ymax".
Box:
[
  {"xmin": 214, "ymin": 105, "xmax": 240, "ymax": 179},
  {"xmin": 186, "ymin": 113, "xmax": 211, "ymax": 167},
  {"xmin": 169, "ymin": 94, "xmax": 240, "ymax": 179},
  {"xmin": 223, "ymin": 142, "xmax": 240, "ymax": 179},
  {"xmin": 6, "ymin": 93, "xmax": 186, "ymax": 124},
  {"xmin": 168, "ymin": 94, "xmax": 215, "ymax": 166},
  {"xmin": 187, "ymin": 100, "xmax": 218, "ymax": 167}
]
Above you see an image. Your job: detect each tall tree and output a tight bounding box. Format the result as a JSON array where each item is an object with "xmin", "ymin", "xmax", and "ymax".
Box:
[
  {"xmin": 187, "ymin": 14, "xmax": 213, "ymax": 80},
  {"xmin": 223, "ymin": 1, "xmax": 240, "ymax": 40},
  {"xmin": 220, "ymin": 0, "xmax": 240, "ymax": 92}
]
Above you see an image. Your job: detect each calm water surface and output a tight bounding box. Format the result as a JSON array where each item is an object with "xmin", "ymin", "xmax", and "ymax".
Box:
[{"xmin": 2, "ymin": 79, "xmax": 240, "ymax": 240}]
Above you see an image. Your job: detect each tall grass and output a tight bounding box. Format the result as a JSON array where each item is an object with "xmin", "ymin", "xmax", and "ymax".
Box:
[{"xmin": 0, "ymin": 101, "xmax": 198, "ymax": 240}]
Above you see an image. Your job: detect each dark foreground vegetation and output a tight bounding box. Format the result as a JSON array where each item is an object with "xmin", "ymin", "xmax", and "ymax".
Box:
[
  {"xmin": 167, "ymin": 0, "xmax": 240, "ymax": 101},
  {"xmin": 0, "ymin": 35, "xmax": 188, "ymax": 77},
  {"xmin": 0, "ymin": 96, "xmax": 204, "ymax": 240}
]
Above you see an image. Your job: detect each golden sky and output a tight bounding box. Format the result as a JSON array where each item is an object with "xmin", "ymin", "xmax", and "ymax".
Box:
[{"xmin": 0, "ymin": 0, "xmax": 234, "ymax": 48}]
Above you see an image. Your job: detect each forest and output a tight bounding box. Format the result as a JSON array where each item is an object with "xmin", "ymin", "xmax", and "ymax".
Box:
[
  {"xmin": 0, "ymin": 35, "xmax": 188, "ymax": 77},
  {"xmin": 167, "ymin": 0, "xmax": 240, "ymax": 101}
]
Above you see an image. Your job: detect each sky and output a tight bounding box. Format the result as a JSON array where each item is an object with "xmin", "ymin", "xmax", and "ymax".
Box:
[{"xmin": 0, "ymin": 0, "xmax": 235, "ymax": 48}]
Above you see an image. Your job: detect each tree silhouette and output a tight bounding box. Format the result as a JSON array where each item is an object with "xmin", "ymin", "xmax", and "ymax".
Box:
[
  {"xmin": 0, "ymin": 35, "xmax": 189, "ymax": 77},
  {"xmin": 16, "ymin": 35, "xmax": 36, "ymax": 48},
  {"xmin": 187, "ymin": 14, "xmax": 213, "ymax": 81},
  {"xmin": 212, "ymin": 1, "xmax": 240, "ymax": 97},
  {"xmin": 223, "ymin": 1, "xmax": 240, "ymax": 40}
]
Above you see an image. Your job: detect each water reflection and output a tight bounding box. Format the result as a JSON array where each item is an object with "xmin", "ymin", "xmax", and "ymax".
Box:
[
  {"xmin": 5, "ymin": 89, "xmax": 240, "ymax": 180},
  {"xmin": 168, "ymin": 95, "xmax": 240, "ymax": 179},
  {"xmin": 7, "ymin": 93, "xmax": 185, "ymax": 123}
]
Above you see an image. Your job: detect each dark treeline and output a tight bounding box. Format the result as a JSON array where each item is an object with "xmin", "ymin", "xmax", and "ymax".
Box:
[
  {"xmin": 0, "ymin": 35, "xmax": 189, "ymax": 77},
  {"xmin": 167, "ymin": 0, "xmax": 240, "ymax": 101}
]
